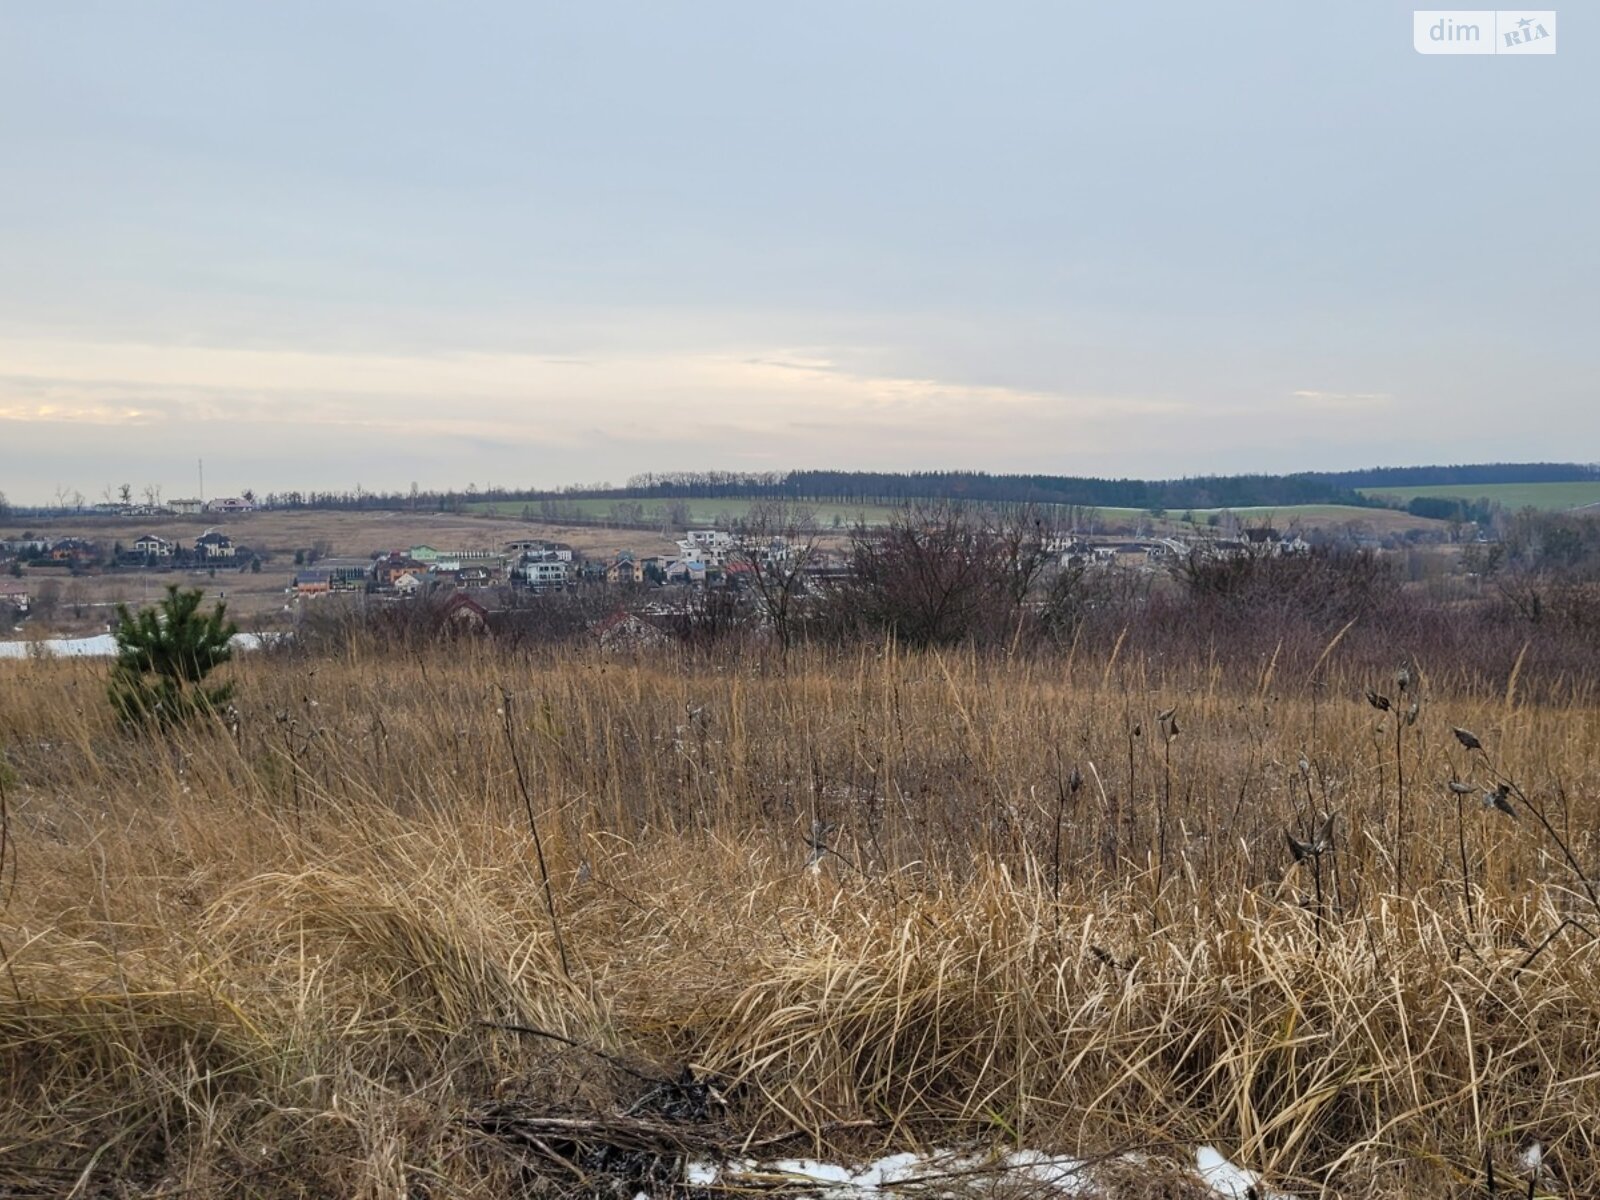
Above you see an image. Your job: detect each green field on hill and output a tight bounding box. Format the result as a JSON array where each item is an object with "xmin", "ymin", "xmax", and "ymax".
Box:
[{"xmin": 1360, "ymin": 481, "xmax": 1600, "ymax": 511}]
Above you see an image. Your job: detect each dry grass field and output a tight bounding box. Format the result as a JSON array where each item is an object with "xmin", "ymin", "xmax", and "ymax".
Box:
[{"xmin": 3, "ymin": 635, "xmax": 1598, "ymax": 1197}]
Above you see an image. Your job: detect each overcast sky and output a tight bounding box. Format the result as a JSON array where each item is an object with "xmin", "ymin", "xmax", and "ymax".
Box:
[{"xmin": 1, "ymin": 2, "xmax": 1592, "ymax": 503}]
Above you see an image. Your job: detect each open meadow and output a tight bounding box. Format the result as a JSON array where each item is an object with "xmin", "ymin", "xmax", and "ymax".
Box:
[
  {"xmin": 1360, "ymin": 482, "xmax": 1600, "ymax": 513},
  {"xmin": 3, "ymin": 628, "xmax": 1599, "ymax": 1197}
]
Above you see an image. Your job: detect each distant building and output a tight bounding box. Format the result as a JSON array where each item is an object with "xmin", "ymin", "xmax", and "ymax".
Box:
[
  {"xmin": 439, "ymin": 591, "xmax": 490, "ymax": 633},
  {"xmin": 134, "ymin": 534, "xmax": 174, "ymax": 558},
  {"xmin": 505, "ymin": 538, "xmax": 574, "ymax": 562},
  {"xmin": 318, "ymin": 559, "xmax": 376, "ymax": 591},
  {"xmin": 195, "ymin": 530, "xmax": 237, "ymax": 560},
  {"xmin": 292, "ymin": 569, "xmax": 333, "ymax": 596},
  {"xmin": 9, "ymin": 534, "xmax": 50, "ymax": 554},
  {"xmin": 663, "ymin": 558, "xmax": 708, "ymax": 585},
  {"xmin": 168, "ymin": 498, "xmax": 205, "ymax": 515},
  {"xmin": 206, "ymin": 497, "xmax": 255, "ymax": 514},
  {"xmin": 50, "ymin": 537, "xmax": 98, "ymax": 563},
  {"xmin": 374, "ymin": 554, "xmax": 429, "ymax": 586},
  {"xmin": 606, "ymin": 551, "xmax": 641, "ymax": 585},
  {"xmin": 513, "ymin": 556, "xmax": 569, "ymax": 589}
]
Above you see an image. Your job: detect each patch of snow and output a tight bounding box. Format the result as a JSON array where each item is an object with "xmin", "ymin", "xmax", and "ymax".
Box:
[
  {"xmin": 850, "ymin": 1152, "xmax": 924, "ymax": 1187},
  {"xmin": 1197, "ymin": 1145, "xmax": 1288, "ymax": 1200},
  {"xmin": 0, "ymin": 632, "xmax": 270, "ymax": 659},
  {"xmin": 1001, "ymin": 1147, "xmax": 1092, "ymax": 1189},
  {"xmin": 683, "ymin": 1148, "xmax": 1092, "ymax": 1196},
  {"xmin": 684, "ymin": 1160, "xmax": 720, "ymax": 1186}
]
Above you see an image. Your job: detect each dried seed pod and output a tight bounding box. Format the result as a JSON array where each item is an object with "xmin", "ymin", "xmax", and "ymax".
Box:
[
  {"xmin": 1312, "ymin": 811, "xmax": 1336, "ymax": 853},
  {"xmin": 1483, "ymin": 783, "xmax": 1516, "ymax": 819}
]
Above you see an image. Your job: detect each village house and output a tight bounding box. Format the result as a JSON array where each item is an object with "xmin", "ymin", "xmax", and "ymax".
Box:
[
  {"xmin": 134, "ymin": 533, "xmax": 174, "ymax": 558},
  {"xmin": 6, "ymin": 534, "xmax": 51, "ymax": 555},
  {"xmin": 167, "ymin": 498, "xmax": 205, "ymax": 515},
  {"xmin": 206, "ymin": 497, "xmax": 255, "ymax": 514},
  {"xmin": 662, "ymin": 558, "xmax": 708, "ymax": 585},
  {"xmin": 422, "ymin": 550, "xmax": 502, "ymax": 575},
  {"xmin": 49, "ymin": 537, "xmax": 99, "ymax": 563},
  {"xmin": 503, "ymin": 539, "xmax": 574, "ymax": 562},
  {"xmin": 593, "ymin": 607, "xmax": 670, "ymax": 651},
  {"xmin": 195, "ymin": 530, "xmax": 236, "ymax": 560},
  {"xmin": 374, "ymin": 554, "xmax": 429, "ymax": 587},
  {"xmin": 1243, "ymin": 527, "xmax": 1280, "ymax": 548},
  {"xmin": 392, "ymin": 571, "xmax": 429, "ymax": 596},
  {"xmin": 606, "ymin": 551, "xmax": 642, "ymax": 585},
  {"xmin": 319, "ymin": 560, "xmax": 376, "ymax": 591},
  {"xmin": 678, "ymin": 529, "xmax": 735, "ymax": 567},
  {"xmin": 292, "ymin": 569, "xmax": 333, "ymax": 596},
  {"xmin": 439, "ymin": 591, "xmax": 490, "ymax": 632},
  {"xmin": 0, "ymin": 580, "xmax": 30, "ymax": 612},
  {"xmin": 1210, "ymin": 539, "xmax": 1252, "ymax": 560},
  {"xmin": 512, "ymin": 556, "xmax": 569, "ymax": 589}
]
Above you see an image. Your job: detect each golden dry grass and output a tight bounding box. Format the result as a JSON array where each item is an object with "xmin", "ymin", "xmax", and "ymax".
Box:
[{"xmin": 2, "ymin": 640, "xmax": 1598, "ymax": 1196}]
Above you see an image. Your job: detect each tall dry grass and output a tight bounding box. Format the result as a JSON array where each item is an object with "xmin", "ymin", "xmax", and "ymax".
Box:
[{"xmin": 2, "ymin": 637, "xmax": 1599, "ymax": 1196}]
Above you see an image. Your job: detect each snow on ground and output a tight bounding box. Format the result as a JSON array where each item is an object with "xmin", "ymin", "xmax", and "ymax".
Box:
[
  {"xmin": 676, "ymin": 1145, "xmax": 1287, "ymax": 1198},
  {"xmin": 1196, "ymin": 1145, "xmax": 1290, "ymax": 1199},
  {"xmin": 0, "ymin": 632, "xmax": 268, "ymax": 658},
  {"xmin": 682, "ymin": 1147, "xmax": 1094, "ymax": 1196}
]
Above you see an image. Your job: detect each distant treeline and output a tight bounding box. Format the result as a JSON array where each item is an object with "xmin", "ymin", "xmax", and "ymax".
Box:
[
  {"xmin": 12, "ymin": 462, "xmax": 1596, "ymax": 518},
  {"xmin": 1303, "ymin": 462, "xmax": 1600, "ymax": 489},
  {"xmin": 600, "ymin": 470, "xmax": 1377, "ymax": 510}
]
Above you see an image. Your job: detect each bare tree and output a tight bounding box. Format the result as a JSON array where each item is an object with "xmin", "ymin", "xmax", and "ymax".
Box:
[
  {"xmin": 831, "ymin": 503, "xmax": 1031, "ymax": 647},
  {"xmin": 731, "ymin": 499, "xmax": 821, "ymax": 660},
  {"xmin": 991, "ymin": 505, "xmax": 1059, "ymax": 609},
  {"xmin": 31, "ymin": 580, "xmax": 61, "ymax": 623}
]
